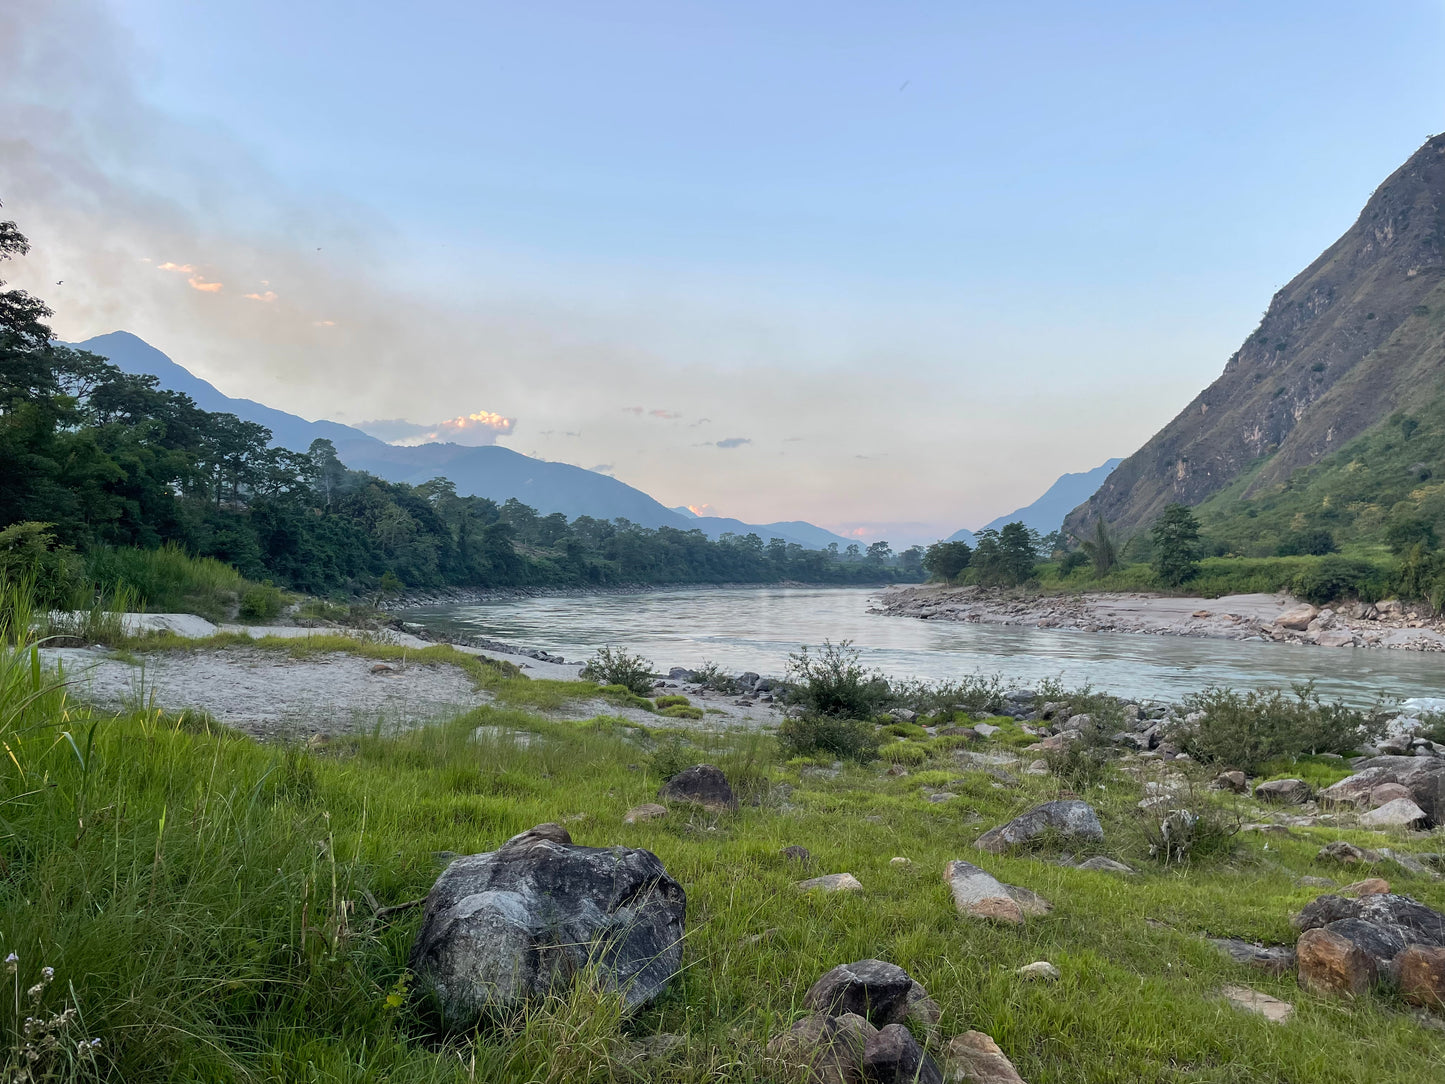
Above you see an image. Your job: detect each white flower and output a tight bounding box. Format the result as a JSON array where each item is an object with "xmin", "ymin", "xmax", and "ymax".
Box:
[{"xmin": 40, "ymin": 966, "xmax": 54, "ymax": 982}]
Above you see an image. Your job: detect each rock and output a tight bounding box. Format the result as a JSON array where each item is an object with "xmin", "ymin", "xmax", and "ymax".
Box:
[
  {"xmin": 973, "ymin": 723, "xmax": 1000, "ymax": 738},
  {"xmin": 903, "ymin": 982, "xmax": 942, "ymax": 1045},
  {"xmin": 1398, "ymin": 945, "xmax": 1445, "ymax": 1008},
  {"xmin": 804, "ymin": 960, "xmax": 916, "ymax": 1027},
  {"xmin": 1016, "ymin": 961, "xmax": 1059, "ymax": 982},
  {"xmin": 1296, "ymin": 926, "xmax": 1377, "ymax": 996},
  {"xmin": 1220, "ymin": 984, "xmax": 1294, "ymax": 1023},
  {"xmin": 1314, "ymin": 630, "xmax": 1355, "ymax": 648},
  {"xmin": 1317, "ymin": 840, "xmax": 1380, "ymax": 864},
  {"xmin": 1379, "ymin": 848, "xmax": 1442, "ymax": 880},
  {"xmin": 1301, "ymin": 893, "xmax": 1445, "ymax": 947},
  {"xmin": 1275, "ymin": 604, "xmax": 1319, "ymax": 631},
  {"xmin": 667, "ymin": 667, "xmax": 696, "ymax": 681},
  {"xmin": 1321, "ymin": 758, "xmax": 1445, "ymax": 825},
  {"xmin": 1296, "ymin": 876, "xmax": 1337, "ymax": 889},
  {"xmin": 1360, "ymin": 797, "xmax": 1428, "ymax": 829},
  {"xmin": 1209, "ymin": 938, "xmax": 1297, "ymax": 975},
  {"xmin": 369, "ymin": 662, "xmax": 395, "ymax": 674},
  {"xmin": 974, "ymin": 800, "xmax": 1104, "ymax": 854},
  {"xmin": 940, "ymin": 1031, "xmax": 1026, "ymax": 1084},
  {"xmin": 1366, "ymin": 782, "xmax": 1414, "ymax": 808},
  {"xmin": 658, "ymin": 764, "xmax": 738, "ymax": 812},
  {"xmin": 1253, "ymin": 778, "xmax": 1312, "ymax": 805},
  {"xmin": 782, "ymin": 845, "xmax": 813, "ymax": 864},
  {"xmin": 928, "ymin": 792, "xmax": 958, "ymax": 804},
  {"xmin": 797, "ymin": 873, "xmax": 864, "ymax": 894},
  {"xmin": 943, "ymin": 860, "xmax": 1049, "ymax": 925},
  {"xmin": 890, "ymin": 856, "xmax": 911, "ymax": 867},
  {"xmin": 768, "ymin": 1011, "xmax": 872, "ymax": 1084},
  {"xmin": 407, "ymin": 827, "xmax": 685, "ymax": 1023},
  {"xmin": 1342, "ymin": 878, "xmax": 1391, "ymax": 897},
  {"xmin": 1213, "ymin": 770, "xmax": 1248, "ymax": 793},
  {"xmin": 862, "ymin": 1023, "xmax": 944, "ymax": 1084},
  {"xmin": 1074, "ymin": 856, "xmax": 1133, "ymax": 874},
  {"xmin": 623, "ymin": 803, "xmax": 667, "ymax": 824}
]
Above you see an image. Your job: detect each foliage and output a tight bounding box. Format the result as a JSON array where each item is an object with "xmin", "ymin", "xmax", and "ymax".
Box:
[
  {"xmin": 580, "ymin": 646, "xmax": 655, "ymax": 696},
  {"xmin": 969, "ymin": 522, "xmax": 1039, "ymax": 587},
  {"xmin": 1081, "ymin": 517, "xmax": 1119, "ymax": 577},
  {"xmin": 1274, "ymin": 527, "xmax": 1337, "ymax": 557},
  {"xmin": 1149, "ymin": 504, "xmax": 1202, "ymax": 586},
  {"xmin": 1289, "ymin": 555, "xmax": 1387, "ymax": 605},
  {"xmin": 1169, "ymin": 684, "xmax": 1389, "ymax": 773},
  {"xmin": 238, "ymin": 581, "xmax": 286, "ymax": 621},
  {"xmin": 688, "ymin": 661, "xmax": 738, "ymax": 694},
  {"xmin": 785, "ymin": 640, "xmax": 890, "ymax": 720},
  {"xmin": 921, "ymin": 540, "xmax": 972, "ymax": 582},
  {"xmin": 1137, "ymin": 783, "xmax": 1241, "ymax": 865},
  {"xmin": 877, "ymin": 739, "xmax": 928, "ymax": 766},
  {"xmin": 776, "ymin": 713, "xmax": 881, "ymax": 762}
]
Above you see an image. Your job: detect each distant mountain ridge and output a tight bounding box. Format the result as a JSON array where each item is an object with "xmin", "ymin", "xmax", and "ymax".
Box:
[
  {"xmin": 945, "ymin": 457, "xmax": 1123, "ymax": 545},
  {"xmin": 1066, "ymin": 134, "xmax": 1445, "ymax": 538},
  {"xmin": 75, "ymin": 331, "xmax": 844, "ymax": 549}
]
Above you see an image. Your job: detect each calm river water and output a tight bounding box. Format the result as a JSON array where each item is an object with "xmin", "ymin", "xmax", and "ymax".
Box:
[{"xmin": 401, "ymin": 586, "xmax": 1445, "ymax": 705}]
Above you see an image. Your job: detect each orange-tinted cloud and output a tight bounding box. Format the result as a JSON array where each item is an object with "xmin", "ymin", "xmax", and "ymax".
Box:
[
  {"xmin": 187, "ymin": 276, "xmax": 222, "ymax": 292},
  {"xmin": 650, "ymin": 408, "xmax": 681, "ymax": 419},
  {"xmin": 156, "ymin": 261, "xmax": 195, "ymax": 273},
  {"xmin": 244, "ymin": 290, "xmax": 277, "ymax": 302}
]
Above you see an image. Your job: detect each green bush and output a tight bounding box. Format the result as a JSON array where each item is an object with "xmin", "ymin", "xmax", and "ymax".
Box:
[
  {"xmin": 86, "ymin": 543, "xmax": 245, "ymax": 622},
  {"xmin": 238, "ymin": 581, "xmax": 285, "ymax": 621},
  {"xmin": 1291, "ymin": 556, "xmax": 1385, "ymax": 605},
  {"xmin": 581, "ymin": 646, "xmax": 655, "ymax": 696},
  {"xmin": 1137, "ymin": 783, "xmax": 1241, "ymax": 865},
  {"xmin": 785, "ymin": 640, "xmax": 891, "ymax": 719},
  {"xmin": 654, "ymin": 694, "xmax": 691, "ymax": 709},
  {"xmin": 660, "ymin": 704, "xmax": 704, "ymax": 720},
  {"xmin": 777, "ymin": 714, "xmax": 881, "ymax": 763},
  {"xmin": 0, "ymin": 522, "xmax": 85, "ymax": 609},
  {"xmin": 1170, "ymin": 684, "xmax": 1388, "ymax": 773},
  {"xmin": 647, "ymin": 735, "xmax": 696, "ymax": 779}
]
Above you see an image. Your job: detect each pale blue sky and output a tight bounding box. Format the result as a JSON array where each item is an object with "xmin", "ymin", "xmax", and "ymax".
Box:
[{"xmin": 4, "ymin": 2, "xmax": 1443, "ymax": 542}]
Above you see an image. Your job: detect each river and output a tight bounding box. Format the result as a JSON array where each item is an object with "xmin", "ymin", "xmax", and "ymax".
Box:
[{"xmin": 400, "ymin": 585, "xmax": 1445, "ymax": 705}]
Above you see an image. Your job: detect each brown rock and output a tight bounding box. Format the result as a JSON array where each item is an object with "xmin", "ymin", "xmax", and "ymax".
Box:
[
  {"xmin": 501, "ymin": 822, "xmax": 572, "ymax": 850},
  {"xmin": 1275, "ymin": 604, "xmax": 1319, "ymax": 631},
  {"xmin": 369, "ymin": 662, "xmax": 395, "ymax": 674},
  {"xmin": 941, "ymin": 1031, "xmax": 1026, "ymax": 1083},
  {"xmin": 1342, "ymin": 878, "xmax": 1391, "ymax": 897},
  {"xmin": 1221, "ymin": 984, "xmax": 1294, "ymax": 1023},
  {"xmin": 782, "ymin": 845, "xmax": 813, "ymax": 864},
  {"xmin": 1317, "ymin": 840, "xmax": 1380, "ymax": 864},
  {"xmin": 1366, "ymin": 782, "xmax": 1413, "ymax": 809},
  {"xmin": 1213, "ymin": 770, "xmax": 1248, "ymax": 793},
  {"xmin": 861, "ymin": 1023, "xmax": 944, "ymax": 1084},
  {"xmin": 1297, "ymin": 927, "xmax": 1374, "ymax": 997},
  {"xmin": 804, "ymin": 960, "xmax": 915, "ymax": 1027},
  {"xmin": 623, "ymin": 803, "xmax": 667, "ymax": 824},
  {"xmin": 1398, "ymin": 945, "xmax": 1445, "ymax": 1008},
  {"xmin": 1254, "ymin": 778, "xmax": 1312, "ymax": 805}
]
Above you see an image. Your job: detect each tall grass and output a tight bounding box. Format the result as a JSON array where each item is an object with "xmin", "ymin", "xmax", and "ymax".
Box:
[{"xmin": 86, "ymin": 544, "xmax": 247, "ymax": 622}]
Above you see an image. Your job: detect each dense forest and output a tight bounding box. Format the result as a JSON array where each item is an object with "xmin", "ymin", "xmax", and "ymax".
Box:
[{"xmin": 0, "ymin": 221, "xmax": 922, "ymax": 603}]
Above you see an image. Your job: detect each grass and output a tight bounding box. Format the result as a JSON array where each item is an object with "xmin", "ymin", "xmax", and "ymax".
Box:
[
  {"xmin": 85, "ymin": 544, "xmax": 276, "ymax": 624},
  {"xmin": 2, "ymin": 605, "xmax": 1443, "ymax": 1081}
]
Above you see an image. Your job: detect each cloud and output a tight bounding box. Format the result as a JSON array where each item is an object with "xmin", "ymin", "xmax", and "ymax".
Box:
[
  {"xmin": 686, "ymin": 503, "xmax": 716, "ymax": 516},
  {"xmin": 359, "ymin": 410, "xmax": 516, "ymax": 447},
  {"xmin": 156, "ymin": 261, "xmax": 196, "ymax": 273},
  {"xmin": 714, "ymin": 437, "xmax": 751, "ymax": 449},
  {"xmin": 589, "ymin": 463, "xmax": 614, "ymax": 475},
  {"xmin": 650, "ymin": 409, "xmax": 681, "ymax": 419},
  {"xmin": 313, "ymin": 319, "xmax": 336, "ymax": 326},
  {"xmin": 243, "ymin": 290, "xmax": 277, "ymax": 302},
  {"xmin": 354, "ymin": 418, "xmax": 432, "ymax": 442},
  {"xmin": 187, "ymin": 276, "xmax": 222, "ymax": 292},
  {"xmin": 621, "ymin": 406, "xmax": 644, "ymax": 415}
]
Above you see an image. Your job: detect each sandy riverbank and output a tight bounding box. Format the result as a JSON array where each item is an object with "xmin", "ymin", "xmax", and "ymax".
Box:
[{"xmin": 871, "ymin": 584, "xmax": 1445, "ymax": 652}]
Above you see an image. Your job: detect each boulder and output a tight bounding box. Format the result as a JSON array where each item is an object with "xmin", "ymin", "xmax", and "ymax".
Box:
[
  {"xmin": 797, "ymin": 873, "xmax": 864, "ymax": 894},
  {"xmin": 1016, "ymin": 961, "xmax": 1060, "ymax": 982},
  {"xmin": 1253, "ymin": 778, "xmax": 1312, "ymax": 805},
  {"xmin": 1074, "ymin": 856, "xmax": 1133, "ymax": 874},
  {"xmin": 658, "ymin": 764, "xmax": 738, "ymax": 812},
  {"xmin": 1220, "ymin": 984, "xmax": 1294, "ymax": 1023},
  {"xmin": 407, "ymin": 827, "xmax": 685, "ymax": 1024},
  {"xmin": 1342, "ymin": 878, "xmax": 1391, "ymax": 897},
  {"xmin": 974, "ymin": 800, "xmax": 1103, "ymax": 854},
  {"xmin": 1275, "ymin": 604, "xmax": 1318, "ymax": 631},
  {"xmin": 1212, "ymin": 770, "xmax": 1248, "ymax": 793},
  {"xmin": 863, "ymin": 1023, "xmax": 944, "ymax": 1084},
  {"xmin": 804, "ymin": 960, "xmax": 916, "ymax": 1027},
  {"xmin": 1359, "ymin": 797, "xmax": 1427, "ymax": 830},
  {"xmin": 1208, "ymin": 938, "xmax": 1297, "ymax": 975},
  {"xmin": 768, "ymin": 1012, "xmax": 873, "ymax": 1084},
  {"xmin": 1296, "ymin": 926, "xmax": 1378, "ymax": 996},
  {"xmin": 1321, "ymin": 758, "xmax": 1445, "ymax": 825},
  {"xmin": 903, "ymin": 982, "xmax": 942, "ymax": 1045},
  {"xmin": 623, "ymin": 803, "xmax": 667, "ymax": 824},
  {"xmin": 1294, "ymin": 892, "xmax": 1445, "ymax": 946},
  {"xmin": 940, "ymin": 1031, "xmax": 1026, "ymax": 1084},
  {"xmin": 1398, "ymin": 945, "xmax": 1445, "ymax": 1008},
  {"xmin": 943, "ymin": 860, "xmax": 1049, "ymax": 925},
  {"xmin": 782, "ymin": 845, "xmax": 813, "ymax": 864},
  {"xmin": 1366, "ymin": 782, "xmax": 1413, "ymax": 808},
  {"xmin": 1317, "ymin": 840, "xmax": 1379, "ymax": 864}
]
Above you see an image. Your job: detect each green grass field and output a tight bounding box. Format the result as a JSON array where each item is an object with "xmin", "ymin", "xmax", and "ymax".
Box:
[{"xmin": 3, "ymin": 622, "xmax": 1443, "ymax": 1082}]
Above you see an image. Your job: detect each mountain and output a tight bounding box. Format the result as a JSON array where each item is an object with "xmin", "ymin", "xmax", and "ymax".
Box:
[
  {"xmin": 673, "ymin": 508, "xmax": 852, "ymax": 549},
  {"xmin": 948, "ymin": 458, "xmax": 1123, "ymax": 543},
  {"xmin": 77, "ymin": 332, "xmax": 846, "ymax": 546},
  {"xmin": 1065, "ymin": 134, "xmax": 1445, "ymax": 538}
]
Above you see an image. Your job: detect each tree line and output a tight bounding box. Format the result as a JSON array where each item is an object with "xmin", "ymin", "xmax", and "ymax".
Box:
[{"xmin": 0, "ymin": 220, "xmax": 923, "ymax": 601}]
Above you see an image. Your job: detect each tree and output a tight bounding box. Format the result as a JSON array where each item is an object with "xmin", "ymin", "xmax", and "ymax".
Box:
[
  {"xmin": 1150, "ymin": 504, "xmax": 1202, "ymax": 586},
  {"xmin": 971, "ymin": 522, "xmax": 1038, "ymax": 587},
  {"xmin": 922, "ymin": 540, "xmax": 972, "ymax": 581},
  {"xmin": 866, "ymin": 540, "xmax": 892, "ymax": 564},
  {"xmin": 899, "ymin": 545, "xmax": 924, "ymax": 575},
  {"xmin": 1080, "ymin": 517, "xmax": 1118, "ymax": 577}
]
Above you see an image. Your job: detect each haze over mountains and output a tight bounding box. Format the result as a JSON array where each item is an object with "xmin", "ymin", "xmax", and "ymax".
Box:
[
  {"xmin": 946, "ymin": 458, "xmax": 1123, "ymax": 546},
  {"xmin": 1067, "ymin": 134, "xmax": 1445, "ymax": 539}
]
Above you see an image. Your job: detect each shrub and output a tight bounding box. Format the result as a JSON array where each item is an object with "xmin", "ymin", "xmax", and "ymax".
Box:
[
  {"xmin": 691, "ymin": 660, "xmax": 739, "ymax": 694},
  {"xmin": 777, "ymin": 714, "xmax": 881, "ymax": 763},
  {"xmin": 581, "ymin": 646, "xmax": 655, "ymax": 696},
  {"xmin": 660, "ymin": 704, "xmax": 704, "ymax": 720},
  {"xmin": 785, "ymin": 640, "xmax": 891, "ymax": 719},
  {"xmin": 654, "ymin": 694, "xmax": 690, "ymax": 709},
  {"xmin": 647, "ymin": 735, "xmax": 696, "ymax": 780},
  {"xmin": 1291, "ymin": 556, "xmax": 1385, "ymax": 604},
  {"xmin": 1275, "ymin": 527, "xmax": 1337, "ymax": 557},
  {"xmin": 238, "ymin": 581, "xmax": 285, "ymax": 621},
  {"xmin": 1138, "ymin": 782, "xmax": 1241, "ymax": 865},
  {"xmin": 0, "ymin": 522, "xmax": 85, "ymax": 609},
  {"xmin": 1169, "ymin": 684, "xmax": 1388, "ymax": 773},
  {"xmin": 878, "ymin": 740, "xmax": 928, "ymax": 766}
]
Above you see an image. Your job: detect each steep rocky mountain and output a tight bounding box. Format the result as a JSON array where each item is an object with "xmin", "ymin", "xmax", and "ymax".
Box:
[{"xmin": 1065, "ymin": 134, "xmax": 1445, "ymax": 538}]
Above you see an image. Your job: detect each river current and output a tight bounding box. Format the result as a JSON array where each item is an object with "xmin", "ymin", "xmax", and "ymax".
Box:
[{"xmin": 401, "ymin": 585, "xmax": 1445, "ymax": 705}]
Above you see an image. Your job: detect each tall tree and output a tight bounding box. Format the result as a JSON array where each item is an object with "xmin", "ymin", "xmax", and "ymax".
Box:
[{"xmin": 1150, "ymin": 504, "xmax": 1202, "ymax": 586}]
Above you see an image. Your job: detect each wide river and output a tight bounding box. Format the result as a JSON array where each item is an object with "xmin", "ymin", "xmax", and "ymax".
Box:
[{"xmin": 401, "ymin": 585, "xmax": 1445, "ymax": 705}]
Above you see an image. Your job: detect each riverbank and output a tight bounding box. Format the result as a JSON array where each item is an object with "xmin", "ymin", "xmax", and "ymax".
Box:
[{"xmin": 872, "ymin": 584, "xmax": 1445, "ymax": 652}]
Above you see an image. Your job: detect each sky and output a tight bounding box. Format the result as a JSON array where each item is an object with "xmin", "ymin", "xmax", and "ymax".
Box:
[{"xmin": 2, "ymin": 2, "xmax": 1443, "ymax": 546}]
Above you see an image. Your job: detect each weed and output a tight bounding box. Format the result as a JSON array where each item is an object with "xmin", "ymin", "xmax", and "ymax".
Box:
[
  {"xmin": 777, "ymin": 713, "xmax": 880, "ymax": 762},
  {"xmin": 580, "ymin": 646, "xmax": 654, "ymax": 697},
  {"xmin": 785, "ymin": 640, "xmax": 890, "ymax": 719}
]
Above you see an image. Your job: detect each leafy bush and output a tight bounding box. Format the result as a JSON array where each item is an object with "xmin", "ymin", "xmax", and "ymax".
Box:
[
  {"xmin": 1275, "ymin": 527, "xmax": 1337, "ymax": 557},
  {"xmin": 647, "ymin": 735, "xmax": 696, "ymax": 780},
  {"xmin": 1138, "ymin": 782, "xmax": 1241, "ymax": 865},
  {"xmin": 785, "ymin": 640, "xmax": 891, "ymax": 719},
  {"xmin": 691, "ymin": 661, "xmax": 739, "ymax": 694},
  {"xmin": 86, "ymin": 543, "xmax": 245, "ymax": 622},
  {"xmin": 0, "ymin": 522, "xmax": 85, "ymax": 608},
  {"xmin": 1291, "ymin": 556, "xmax": 1385, "ymax": 605},
  {"xmin": 581, "ymin": 646, "xmax": 655, "ymax": 696},
  {"xmin": 238, "ymin": 581, "xmax": 285, "ymax": 621},
  {"xmin": 777, "ymin": 714, "xmax": 881, "ymax": 763},
  {"xmin": 1169, "ymin": 684, "xmax": 1388, "ymax": 773},
  {"xmin": 878, "ymin": 740, "xmax": 928, "ymax": 766}
]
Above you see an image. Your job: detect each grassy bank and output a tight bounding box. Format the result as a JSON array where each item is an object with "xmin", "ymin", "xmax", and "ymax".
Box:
[{"xmin": 2, "ymin": 633, "xmax": 1443, "ymax": 1080}]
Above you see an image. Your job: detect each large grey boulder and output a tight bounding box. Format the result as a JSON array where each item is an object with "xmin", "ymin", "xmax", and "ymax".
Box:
[
  {"xmin": 1321, "ymin": 757, "xmax": 1445, "ymax": 825},
  {"xmin": 1253, "ymin": 778, "xmax": 1312, "ymax": 805},
  {"xmin": 1359, "ymin": 797, "xmax": 1428, "ymax": 830},
  {"xmin": 408, "ymin": 824, "xmax": 686, "ymax": 1024},
  {"xmin": 862, "ymin": 1023, "xmax": 944, "ymax": 1084},
  {"xmin": 975, "ymin": 799, "xmax": 1103, "ymax": 854},
  {"xmin": 658, "ymin": 763, "xmax": 738, "ymax": 812}
]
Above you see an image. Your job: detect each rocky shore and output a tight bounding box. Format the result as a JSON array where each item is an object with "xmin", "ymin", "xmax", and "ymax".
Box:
[{"xmin": 871, "ymin": 585, "xmax": 1445, "ymax": 652}]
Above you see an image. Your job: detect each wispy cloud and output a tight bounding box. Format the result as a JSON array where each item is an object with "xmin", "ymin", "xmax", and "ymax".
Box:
[
  {"xmin": 715, "ymin": 437, "xmax": 751, "ymax": 449},
  {"xmin": 687, "ymin": 503, "xmax": 717, "ymax": 516},
  {"xmin": 187, "ymin": 277, "xmax": 222, "ymax": 292},
  {"xmin": 360, "ymin": 410, "xmax": 516, "ymax": 447},
  {"xmin": 243, "ymin": 290, "xmax": 277, "ymax": 302},
  {"xmin": 313, "ymin": 319, "xmax": 336, "ymax": 327},
  {"xmin": 650, "ymin": 408, "xmax": 681, "ymax": 419},
  {"xmin": 156, "ymin": 261, "xmax": 195, "ymax": 273},
  {"xmin": 621, "ymin": 406, "xmax": 644, "ymax": 415}
]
